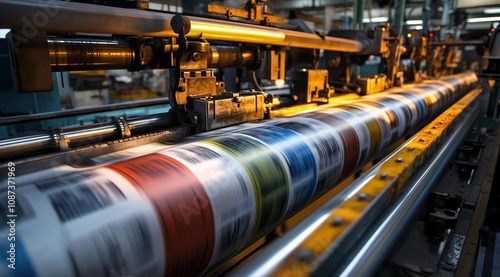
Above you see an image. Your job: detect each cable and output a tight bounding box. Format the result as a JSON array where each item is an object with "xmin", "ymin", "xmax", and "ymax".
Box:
[{"xmin": 251, "ymin": 71, "xmax": 264, "ymax": 92}]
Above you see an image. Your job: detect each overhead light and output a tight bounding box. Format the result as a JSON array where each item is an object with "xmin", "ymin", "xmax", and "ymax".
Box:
[
  {"xmin": 362, "ymin": 17, "xmax": 388, "ymax": 23},
  {"xmin": 467, "ymin": 16, "xmax": 500, "ymax": 23},
  {"xmin": 408, "ymin": 25, "xmax": 423, "ymax": 30},
  {"xmin": 484, "ymin": 8, "xmax": 500, "ymax": 14},
  {"xmin": 406, "ymin": 20, "xmax": 423, "ymax": 25}
]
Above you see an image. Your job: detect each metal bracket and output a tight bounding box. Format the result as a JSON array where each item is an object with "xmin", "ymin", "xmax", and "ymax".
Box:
[
  {"xmin": 116, "ymin": 117, "xmax": 131, "ymax": 138},
  {"xmin": 424, "ymin": 192, "xmax": 463, "ymax": 239},
  {"xmin": 207, "ymin": 0, "xmax": 287, "ymax": 25}
]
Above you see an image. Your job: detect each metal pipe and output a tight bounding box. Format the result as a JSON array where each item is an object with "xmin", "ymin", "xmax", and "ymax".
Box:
[
  {"xmin": 0, "ymin": 0, "xmax": 177, "ymax": 37},
  {"xmin": 0, "ymin": 112, "xmax": 178, "ymax": 161},
  {"xmin": 353, "ymin": 0, "xmax": 365, "ymax": 31},
  {"xmin": 0, "ymin": 98, "xmax": 170, "ymax": 125},
  {"xmin": 0, "ymin": 0, "xmax": 362, "ymax": 52},
  {"xmin": 0, "ymin": 133, "xmax": 56, "ymax": 158},
  {"xmin": 449, "ymin": 0, "xmax": 458, "ymax": 32},
  {"xmin": 336, "ymin": 94, "xmax": 479, "ymax": 277},
  {"xmin": 422, "ymin": 0, "xmax": 432, "ymax": 35},
  {"xmin": 49, "ymin": 38, "xmax": 136, "ymax": 71},
  {"xmin": 441, "ymin": 0, "xmax": 450, "ymax": 38},
  {"xmin": 190, "ymin": 16, "xmax": 363, "ymax": 52},
  {"xmin": 394, "ymin": 0, "xmax": 406, "ymax": 34},
  {"xmin": 64, "ymin": 123, "xmax": 120, "ymax": 148},
  {"xmin": 128, "ymin": 113, "xmax": 178, "ymax": 134},
  {"xmin": 208, "ymin": 46, "xmax": 260, "ymax": 69}
]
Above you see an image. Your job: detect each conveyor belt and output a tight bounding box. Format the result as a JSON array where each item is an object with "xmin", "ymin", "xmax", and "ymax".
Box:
[{"xmin": 0, "ymin": 72, "xmax": 478, "ymax": 277}]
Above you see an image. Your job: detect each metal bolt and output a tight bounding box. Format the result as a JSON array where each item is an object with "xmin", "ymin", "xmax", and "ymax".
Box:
[
  {"xmin": 379, "ymin": 173, "xmax": 388, "ymax": 179},
  {"xmin": 419, "ymin": 138, "xmax": 426, "ymax": 142},
  {"xmin": 330, "ymin": 217, "xmax": 344, "ymax": 227},
  {"xmin": 439, "ymin": 121, "xmax": 444, "ymax": 125},
  {"xmin": 192, "ymin": 52, "xmax": 202, "ymax": 62},
  {"xmin": 357, "ymin": 193, "xmax": 368, "ymax": 201},
  {"xmin": 395, "ymin": 158, "xmax": 404, "ymax": 163},
  {"xmin": 432, "ymin": 125, "xmax": 438, "ymax": 129},
  {"xmin": 296, "ymin": 248, "xmax": 313, "ymax": 262},
  {"xmin": 408, "ymin": 147, "xmax": 415, "ymax": 151}
]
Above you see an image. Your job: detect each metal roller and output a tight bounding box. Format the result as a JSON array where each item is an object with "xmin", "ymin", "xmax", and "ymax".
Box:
[
  {"xmin": 232, "ymin": 83, "xmax": 483, "ymax": 277},
  {"xmin": 0, "ymin": 72, "xmax": 479, "ymax": 277},
  {"xmin": 0, "ymin": 113, "xmax": 178, "ymax": 160},
  {"xmin": 208, "ymin": 46, "xmax": 260, "ymax": 69},
  {"xmin": 46, "ymin": 38, "xmax": 261, "ymax": 72},
  {"xmin": 0, "ymin": 0, "xmax": 362, "ymax": 52}
]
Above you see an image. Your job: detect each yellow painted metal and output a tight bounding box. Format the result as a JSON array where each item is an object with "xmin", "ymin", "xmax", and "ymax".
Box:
[
  {"xmin": 270, "ymin": 88, "xmax": 483, "ymax": 277},
  {"xmin": 270, "ymin": 94, "xmax": 361, "ymax": 118}
]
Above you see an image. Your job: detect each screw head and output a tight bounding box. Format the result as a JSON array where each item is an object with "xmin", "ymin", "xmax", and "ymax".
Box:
[{"xmin": 395, "ymin": 158, "xmax": 404, "ymax": 163}]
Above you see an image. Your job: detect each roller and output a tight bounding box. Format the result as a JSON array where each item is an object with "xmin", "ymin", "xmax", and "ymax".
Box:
[
  {"xmin": 0, "ymin": 72, "xmax": 478, "ymax": 277},
  {"xmin": 0, "ymin": 0, "xmax": 362, "ymax": 53}
]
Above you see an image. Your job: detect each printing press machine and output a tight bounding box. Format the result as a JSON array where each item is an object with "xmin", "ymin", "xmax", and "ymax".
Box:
[{"xmin": 0, "ymin": 0, "xmax": 500, "ymax": 276}]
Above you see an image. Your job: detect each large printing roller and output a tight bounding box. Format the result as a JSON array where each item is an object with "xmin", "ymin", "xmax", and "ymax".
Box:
[{"xmin": 0, "ymin": 72, "xmax": 479, "ymax": 277}]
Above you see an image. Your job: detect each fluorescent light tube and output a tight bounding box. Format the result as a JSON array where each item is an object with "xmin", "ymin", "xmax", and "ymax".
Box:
[
  {"xmin": 362, "ymin": 17, "xmax": 388, "ymax": 23},
  {"xmin": 467, "ymin": 16, "xmax": 500, "ymax": 23},
  {"xmin": 406, "ymin": 20, "xmax": 423, "ymax": 25}
]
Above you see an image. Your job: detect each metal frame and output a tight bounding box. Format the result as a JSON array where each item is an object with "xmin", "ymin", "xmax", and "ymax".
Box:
[{"xmin": 0, "ymin": 0, "xmax": 362, "ymax": 52}]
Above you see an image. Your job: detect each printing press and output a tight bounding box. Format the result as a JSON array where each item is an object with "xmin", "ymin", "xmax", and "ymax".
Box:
[{"xmin": 0, "ymin": 0, "xmax": 500, "ymax": 276}]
